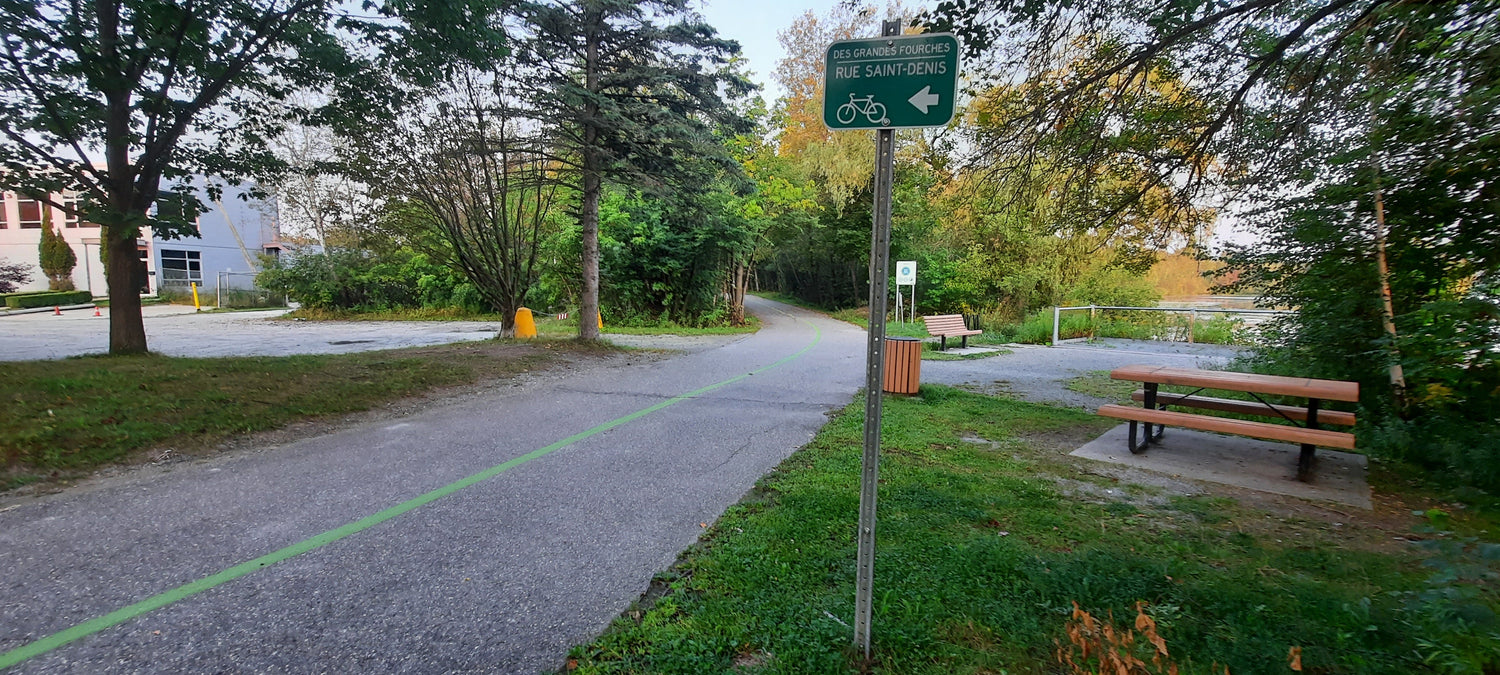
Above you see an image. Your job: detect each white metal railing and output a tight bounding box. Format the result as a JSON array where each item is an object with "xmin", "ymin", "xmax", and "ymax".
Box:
[{"xmin": 1051, "ymin": 304, "xmax": 1293, "ymax": 346}]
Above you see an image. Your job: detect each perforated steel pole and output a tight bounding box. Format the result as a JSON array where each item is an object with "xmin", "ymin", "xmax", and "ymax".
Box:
[{"xmin": 854, "ymin": 19, "xmax": 900, "ymax": 660}]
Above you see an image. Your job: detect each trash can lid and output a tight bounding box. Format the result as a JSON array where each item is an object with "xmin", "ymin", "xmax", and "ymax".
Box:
[{"xmin": 885, "ymin": 336, "xmax": 920, "ymax": 342}]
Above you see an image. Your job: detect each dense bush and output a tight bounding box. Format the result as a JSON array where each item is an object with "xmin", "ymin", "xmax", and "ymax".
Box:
[
  {"xmin": 1065, "ymin": 267, "xmax": 1161, "ymax": 308},
  {"xmin": 597, "ymin": 189, "xmax": 743, "ymax": 327},
  {"xmin": 257, "ymin": 249, "xmax": 482, "ymax": 313},
  {"xmin": 988, "ymin": 308, "xmax": 1250, "ymax": 345},
  {"xmin": 38, "ymin": 224, "xmax": 76, "ymax": 291}
]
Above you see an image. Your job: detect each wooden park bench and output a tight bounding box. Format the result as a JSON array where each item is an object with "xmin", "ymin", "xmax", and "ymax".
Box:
[
  {"xmin": 1096, "ymin": 365, "xmax": 1358, "ymax": 481},
  {"xmin": 922, "ymin": 314, "xmax": 981, "ymax": 351}
]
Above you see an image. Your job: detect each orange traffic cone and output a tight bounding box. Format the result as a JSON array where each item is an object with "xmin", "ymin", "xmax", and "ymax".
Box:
[
  {"xmin": 53, "ymin": 306, "xmax": 62, "ymax": 316},
  {"xmin": 93, "ymin": 307, "xmax": 102, "ymax": 317}
]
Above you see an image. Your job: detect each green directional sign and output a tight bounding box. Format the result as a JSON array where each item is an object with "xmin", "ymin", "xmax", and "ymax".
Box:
[{"xmin": 823, "ymin": 33, "xmax": 959, "ymax": 130}]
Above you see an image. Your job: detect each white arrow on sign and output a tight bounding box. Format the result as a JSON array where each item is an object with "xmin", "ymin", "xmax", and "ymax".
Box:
[{"xmin": 908, "ymin": 85, "xmax": 940, "ymax": 113}]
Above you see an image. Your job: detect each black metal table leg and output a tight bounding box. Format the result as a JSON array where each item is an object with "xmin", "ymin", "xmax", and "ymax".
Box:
[
  {"xmin": 1297, "ymin": 398, "xmax": 1319, "ymax": 481},
  {"xmin": 1144, "ymin": 382, "xmax": 1163, "ymax": 442},
  {"xmin": 1127, "ymin": 382, "xmax": 1161, "ymax": 454}
]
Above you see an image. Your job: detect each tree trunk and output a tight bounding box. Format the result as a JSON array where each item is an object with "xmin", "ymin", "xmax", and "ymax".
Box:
[
  {"xmin": 105, "ymin": 223, "xmax": 148, "ymax": 354},
  {"xmin": 1364, "ymin": 56, "xmax": 1405, "ymax": 409},
  {"xmin": 1371, "ymin": 166, "xmax": 1406, "ymax": 407},
  {"xmin": 499, "ymin": 298, "xmax": 518, "ymax": 337},
  {"xmin": 579, "ymin": 159, "xmax": 601, "ymax": 341},
  {"xmin": 577, "ymin": 10, "xmax": 602, "ymax": 341},
  {"xmin": 728, "ymin": 260, "xmax": 749, "ymax": 326}
]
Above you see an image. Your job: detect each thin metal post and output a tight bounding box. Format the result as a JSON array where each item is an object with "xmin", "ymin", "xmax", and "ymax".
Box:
[
  {"xmin": 854, "ymin": 19, "xmax": 900, "ymax": 660},
  {"xmin": 1052, "ymin": 306, "xmax": 1061, "ymax": 346}
]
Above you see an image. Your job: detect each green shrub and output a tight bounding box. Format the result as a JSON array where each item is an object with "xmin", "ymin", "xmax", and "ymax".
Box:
[
  {"xmin": 218, "ymin": 287, "xmax": 286, "ymax": 309},
  {"xmin": 258, "ymin": 249, "xmax": 475, "ymax": 312},
  {"xmin": 156, "ymin": 285, "xmax": 196, "ymax": 305},
  {"xmin": 37, "ymin": 224, "xmax": 76, "ymax": 291},
  {"xmin": 0, "ymin": 290, "xmax": 53, "ymax": 301},
  {"xmin": 5, "ymin": 290, "xmax": 91, "ymax": 309},
  {"xmin": 1066, "ymin": 266, "xmax": 1161, "ymax": 308},
  {"xmin": 986, "ymin": 308, "xmax": 1251, "ymax": 346}
]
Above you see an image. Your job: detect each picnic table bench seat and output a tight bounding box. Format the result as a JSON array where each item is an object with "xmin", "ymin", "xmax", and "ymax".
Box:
[
  {"xmin": 1128, "ymin": 390, "xmax": 1358, "ymax": 427},
  {"xmin": 922, "ymin": 314, "xmax": 980, "ymax": 350},
  {"xmin": 1099, "ymin": 365, "xmax": 1358, "ymax": 481}
]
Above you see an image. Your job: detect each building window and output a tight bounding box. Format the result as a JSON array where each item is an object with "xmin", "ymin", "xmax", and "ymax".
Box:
[
  {"xmin": 58, "ymin": 194, "xmax": 99, "ymax": 228},
  {"xmin": 153, "ymin": 191, "xmax": 199, "ymax": 233},
  {"xmin": 17, "ymin": 197, "xmax": 44, "ymax": 229},
  {"xmin": 159, "ymin": 249, "xmax": 202, "ymax": 284}
]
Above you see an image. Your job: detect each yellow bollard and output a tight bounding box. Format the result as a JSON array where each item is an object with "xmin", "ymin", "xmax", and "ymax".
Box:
[
  {"xmin": 514, "ymin": 307, "xmax": 537, "ymax": 339},
  {"xmin": 191, "ymin": 282, "xmax": 201, "ymax": 312},
  {"xmin": 598, "ymin": 311, "xmax": 603, "ymax": 330}
]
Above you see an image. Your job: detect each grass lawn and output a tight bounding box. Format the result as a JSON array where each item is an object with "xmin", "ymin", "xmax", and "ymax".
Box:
[
  {"xmin": 922, "ymin": 346, "xmax": 1012, "ymax": 362},
  {"xmin": 1065, "ymin": 370, "xmax": 1139, "ymax": 402},
  {"xmin": 566, "ymin": 385, "xmax": 1500, "ymax": 674},
  {"xmin": 1, "ymin": 339, "xmax": 610, "ymax": 491},
  {"xmin": 600, "ymin": 318, "xmax": 760, "ymax": 336}
]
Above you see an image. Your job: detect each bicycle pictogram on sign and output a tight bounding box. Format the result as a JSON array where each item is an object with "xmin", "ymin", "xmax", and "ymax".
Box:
[{"xmin": 835, "ymin": 94, "xmax": 889, "ymax": 126}]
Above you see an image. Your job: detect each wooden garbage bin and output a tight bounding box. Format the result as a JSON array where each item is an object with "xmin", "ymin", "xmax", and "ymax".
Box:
[{"xmin": 882, "ymin": 337, "xmax": 922, "ymax": 395}]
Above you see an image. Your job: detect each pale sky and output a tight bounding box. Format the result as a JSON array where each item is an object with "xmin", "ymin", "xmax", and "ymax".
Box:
[{"xmin": 696, "ymin": 0, "xmax": 861, "ymax": 105}]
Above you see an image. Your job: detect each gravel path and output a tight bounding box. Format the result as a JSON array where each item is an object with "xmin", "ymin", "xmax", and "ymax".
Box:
[
  {"xmin": 922, "ymin": 338, "xmax": 1245, "ymax": 408},
  {"xmin": 0, "ymin": 304, "xmax": 756, "ymax": 362},
  {"xmin": 0, "ymin": 305, "xmax": 502, "ymax": 361}
]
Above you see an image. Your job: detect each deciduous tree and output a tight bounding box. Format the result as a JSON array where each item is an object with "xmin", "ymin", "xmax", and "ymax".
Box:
[
  {"xmin": 0, "ymin": 0, "xmax": 507, "ymax": 354},
  {"xmin": 0, "ymin": 258, "xmax": 30, "ymax": 293},
  {"xmin": 353, "ymin": 70, "xmax": 559, "ymax": 334}
]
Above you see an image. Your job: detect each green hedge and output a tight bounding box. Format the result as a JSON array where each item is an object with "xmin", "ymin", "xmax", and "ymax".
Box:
[
  {"xmin": 5, "ymin": 290, "xmax": 92, "ymax": 309},
  {"xmin": 0, "ymin": 290, "xmax": 55, "ymax": 301}
]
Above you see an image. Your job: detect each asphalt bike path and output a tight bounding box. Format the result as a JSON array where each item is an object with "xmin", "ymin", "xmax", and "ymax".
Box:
[{"xmin": 0, "ymin": 296, "xmax": 866, "ymax": 673}]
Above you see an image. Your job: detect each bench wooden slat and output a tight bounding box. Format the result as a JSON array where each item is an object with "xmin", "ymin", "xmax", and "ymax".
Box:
[
  {"xmin": 1110, "ymin": 365, "xmax": 1359, "ymax": 402},
  {"xmin": 922, "ymin": 314, "xmax": 980, "ymax": 350},
  {"xmin": 922, "ymin": 315, "xmax": 980, "ymax": 337},
  {"xmin": 1131, "ymin": 390, "xmax": 1357, "ymax": 426},
  {"xmin": 1098, "ymin": 404, "xmax": 1356, "ymax": 449}
]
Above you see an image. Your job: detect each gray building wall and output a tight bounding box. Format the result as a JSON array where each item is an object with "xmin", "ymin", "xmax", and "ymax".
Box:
[{"xmin": 0, "ymin": 181, "xmax": 280, "ymax": 297}]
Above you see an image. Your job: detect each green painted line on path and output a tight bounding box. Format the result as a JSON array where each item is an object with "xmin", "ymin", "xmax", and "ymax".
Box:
[{"xmin": 1, "ymin": 317, "xmax": 823, "ymax": 670}]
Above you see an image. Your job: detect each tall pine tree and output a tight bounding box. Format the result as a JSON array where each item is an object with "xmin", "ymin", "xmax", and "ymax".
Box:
[{"xmin": 515, "ymin": 0, "xmax": 752, "ymax": 339}]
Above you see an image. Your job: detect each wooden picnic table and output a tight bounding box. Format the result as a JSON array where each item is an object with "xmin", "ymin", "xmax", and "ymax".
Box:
[{"xmin": 1098, "ymin": 365, "xmax": 1358, "ymax": 481}]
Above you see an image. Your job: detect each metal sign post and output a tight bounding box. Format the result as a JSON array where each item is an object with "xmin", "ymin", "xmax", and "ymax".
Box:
[
  {"xmin": 826, "ymin": 21, "xmax": 960, "ymax": 661},
  {"xmin": 854, "ymin": 89, "xmax": 895, "ymax": 664}
]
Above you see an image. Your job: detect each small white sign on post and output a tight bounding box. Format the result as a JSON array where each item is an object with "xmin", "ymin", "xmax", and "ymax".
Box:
[{"xmin": 895, "ymin": 261, "xmax": 916, "ymax": 286}]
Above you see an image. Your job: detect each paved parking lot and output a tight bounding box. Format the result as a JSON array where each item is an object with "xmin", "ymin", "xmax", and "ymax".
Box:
[{"xmin": 0, "ymin": 305, "xmax": 502, "ymax": 361}]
